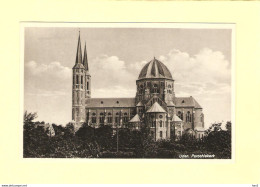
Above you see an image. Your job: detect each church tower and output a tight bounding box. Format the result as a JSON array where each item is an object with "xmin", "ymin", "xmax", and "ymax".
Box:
[{"xmin": 72, "ymin": 32, "xmax": 86, "ymax": 128}]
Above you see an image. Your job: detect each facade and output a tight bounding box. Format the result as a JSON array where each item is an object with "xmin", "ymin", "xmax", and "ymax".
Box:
[{"xmin": 72, "ymin": 33, "xmax": 205, "ymax": 140}]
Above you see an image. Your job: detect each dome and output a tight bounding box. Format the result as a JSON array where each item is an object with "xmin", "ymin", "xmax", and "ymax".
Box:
[{"xmin": 138, "ymin": 57, "xmax": 173, "ymax": 80}]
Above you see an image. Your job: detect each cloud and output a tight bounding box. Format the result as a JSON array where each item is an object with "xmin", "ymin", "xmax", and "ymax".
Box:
[
  {"xmin": 90, "ymin": 55, "xmax": 136, "ymax": 93},
  {"xmin": 25, "ymin": 61, "xmax": 72, "ymax": 95},
  {"xmin": 159, "ymin": 48, "xmax": 231, "ymax": 97}
]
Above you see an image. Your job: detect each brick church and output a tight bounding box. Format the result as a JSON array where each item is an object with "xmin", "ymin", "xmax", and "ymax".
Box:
[{"xmin": 72, "ymin": 33, "xmax": 205, "ymax": 140}]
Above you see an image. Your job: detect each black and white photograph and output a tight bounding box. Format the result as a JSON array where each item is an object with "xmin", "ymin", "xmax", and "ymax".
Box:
[{"xmin": 23, "ymin": 23, "xmax": 233, "ymax": 159}]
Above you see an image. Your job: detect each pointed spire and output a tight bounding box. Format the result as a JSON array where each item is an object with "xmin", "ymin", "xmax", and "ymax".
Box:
[
  {"xmin": 83, "ymin": 41, "xmax": 89, "ymax": 71},
  {"xmin": 75, "ymin": 31, "xmax": 82, "ymax": 64}
]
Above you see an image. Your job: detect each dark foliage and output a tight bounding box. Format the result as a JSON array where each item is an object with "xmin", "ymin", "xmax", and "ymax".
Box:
[{"xmin": 23, "ymin": 111, "xmax": 232, "ymax": 159}]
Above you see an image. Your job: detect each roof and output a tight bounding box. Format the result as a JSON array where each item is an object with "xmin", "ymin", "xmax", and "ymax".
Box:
[
  {"xmin": 172, "ymin": 114, "xmax": 182, "ymax": 122},
  {"xmin": 86, "ymin": 98, "xmax": 135, "ymax": 108},
  {"xmin": 73, "ymin": 32, "xmax": 85, "ymax": 69},
  {"xmin": 174, "ymin": 96, "xmax": 202, "ymax": 109},
  {"xmin": 138, "ymin": 57, "xmax": 173, "ymax": 80},
  {"xmin": 73, "ymin": 63, "xmax": 85, "ymax": 69},
  {"xmin": 146, "ymin": 102, "xmax": 166, "ymax": 113},
  {"xmin": 129, "ymin": 114, "xmax": 141, "ymax": 123},
  {"xmin": 166, "ymin": 100, "xmax": 175, "ymax": 107},
  {"xmin": 83, "ymin": 42, "xmax": 89, "ymax": 71},
  {"xmin": 75, "ymin": 32, "xmax": 82, "ymax": 65},
  {"xmin": 136, "ymin": 101, "xmax": 144, "ymax": 107}
]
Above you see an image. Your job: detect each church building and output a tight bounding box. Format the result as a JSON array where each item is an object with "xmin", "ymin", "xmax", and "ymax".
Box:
[{"xmin": 72, "ymin": 33, "xmax": 205, "ymax": 140}]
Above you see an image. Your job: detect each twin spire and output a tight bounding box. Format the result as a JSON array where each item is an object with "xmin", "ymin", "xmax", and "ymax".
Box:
[{"xmin": 75, "ymin": 31, "xmax": 89, "ymax": 71}]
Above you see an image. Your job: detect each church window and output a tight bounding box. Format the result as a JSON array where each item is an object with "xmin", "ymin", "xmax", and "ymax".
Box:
[
  {"xmin": 159, "ymin": 115, "xmax": 163, "ymax": 119},
  {"xmin": 107, "ymin": 113, "xmax": 112, "ymax": 123},
  {"xmin": 152, "ymin": 121, "xmax": 156, "ymax": 127},
  {"xmin": 160, "ymin": 120, "xmax": 163, "ymax": 127},
  {"xmin": 99, "ymin": 113, "xmax": 104, "ymax": 124},
  {"xmin": 76, "ymin": 75, "xmax": 79, "ymax": 84},
  {"xmin": 123, "ymin": 112, "xmax": 128, "ymax": 123},
  {"xmin": 160, "ymin": 131, "xmax": 162, "ymax": 138},
  {"xmin": 182, "ymin": 100, "xmax": 185, "ymax": 103},
  {"xmin": 160, "ymin": 82, "xmax": 164, "ymax": 87},
  {"xmin": 116, "ymin": 101, "xmax": 119, "ymax": 104},
  {"xmin": 92, "ymin": 113, "xmax": 96, "ymax": 123},
  {"xmin": 87, "ymin": 82, "xmax": 89, "ymax": 90},
  {"xmin": 115, "ymin": 112, "xmax": 120, "ymax": 123},
  {"xmin": 186, "ymin": 111, "xmax": 191, "ymax": 122},
  {"xmin": 168, "ymin": 85, "xmax": 171, "ymax": 89},
  {"xmin": 81, "ymin": 76, "xmax": 83, "ymax": 84},
  {"xmin": 101, "ymin": 101, "xmax": 103, "ymax": 104},
  {"xmin": 178, "ymin": 111, "xmax": 183, "ymax": 120}
]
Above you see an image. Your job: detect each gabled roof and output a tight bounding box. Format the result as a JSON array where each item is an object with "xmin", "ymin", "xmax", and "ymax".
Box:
[
  {"xmin": 86, "ymin": 98, "xmax": 135, "ymax": 108},
  {"xmin": 172, "ymin": 114, "xmax": 182, "ymax": 122},
  {"xmin": 174, "ymin": 96, "xmax": 202, "ymax": 109},
  {"xmin": 166, "ymin": 100, "xmax": 175, "ymax": 107},
  {"xmin": 136, "ymin": 101, "xmax": 144, "ymax": 107},
  {"xmin": 129, "ymin": 114, "xmax": 141, "ymax": 123},
  {"xmin": 146, "ymin": 102, "xmax": 166, "ymax": 113}
]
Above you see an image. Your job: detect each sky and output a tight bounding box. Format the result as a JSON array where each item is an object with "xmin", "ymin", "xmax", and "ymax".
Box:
[{"xmin": 24, "ymin": 27, "xmax": 232, "ymax": 129}]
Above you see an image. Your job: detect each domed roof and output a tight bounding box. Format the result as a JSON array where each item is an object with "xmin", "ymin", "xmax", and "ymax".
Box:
[{"xmin": 138, "ymin": 57, "xmax": 173, "ymax": 80}]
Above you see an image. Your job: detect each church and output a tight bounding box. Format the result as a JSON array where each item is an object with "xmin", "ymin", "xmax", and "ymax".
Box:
[{"xmin": 72, "ymin": 33, "xmax": 205, "ymax": 141}]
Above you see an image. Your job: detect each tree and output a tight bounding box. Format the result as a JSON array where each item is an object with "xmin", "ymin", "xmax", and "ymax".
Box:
[
  {"xmin": 226, "ymin": 121, "xmax": 231, "ymax": 131},
  {"xmin": 24, "ymin": 111, "xmax": 37, "ymax": 124},
  {"xmin": 23, "ymin": 111, "xmax": 50, "ymax": 157},
  {"xmin": 205, "ymin": 122, "xmax": 222, "ymax": 135}
]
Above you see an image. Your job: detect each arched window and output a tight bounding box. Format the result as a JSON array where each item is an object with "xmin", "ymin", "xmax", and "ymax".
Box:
[
  {"xmin": 76, "ymin": 75, "xmax": 79, "ymax": 84},
  {"xmin": 186, "ymin": 111, "xmax": 191, "ymax": 122},
  {"xmin": 92, "ymin": 113, "xmax": 96, "ymax": 123},
  {"xmin": 87, "ymin": 82, "xmax": 89, "ymax": 90},
  {"xmin": 99, "ymin": 113, "xmax": 104, "ymax": 124},
  {"xmin": 107, "ymin": 112, "xmax": 112, "ymax": 123},
  {"xmin": 123, "ymin": 112, "xmax": 128, "ymax": 123},
  {"xmin": 178, "ymin": 111, "xmax": 183, "ymax": 120},
  {"xmin": 160, "ymin": 120, "xmax": 163, "ymax": 127},
  {"xmin": 81, "ymin": 75, "xmax": 83, "ymax": 84},
  {"xmin": 152, "ymin": 84, "xmax": 159, "ymax": 93},
  {"xmin": 168, "ymin": 84, "xmax": 171, "ymax": 89},
  {"xmin": 115, "ymin": 112, "xmax": 120, "ymax": 123}
]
